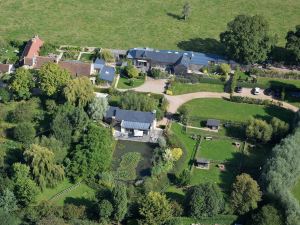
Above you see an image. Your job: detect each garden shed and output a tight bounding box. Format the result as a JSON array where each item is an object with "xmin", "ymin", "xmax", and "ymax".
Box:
[
  {"xmin": 206, "ymin": 119, "xmax": 220, "ymax": 130},
  {"xmin": 195, "ymin": 158, "xmax": 210, "ymax": 169}
]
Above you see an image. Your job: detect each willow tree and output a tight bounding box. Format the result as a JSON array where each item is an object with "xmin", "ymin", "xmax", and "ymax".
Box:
[{"xmin": 23, "ymin": 144, "xmax": 64, "ymax": 189}]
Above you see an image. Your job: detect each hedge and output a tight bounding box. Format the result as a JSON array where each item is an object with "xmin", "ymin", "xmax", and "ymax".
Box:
[{"xmin": 249, "ymin": 67, "xmax": 300, "ymax": 80}]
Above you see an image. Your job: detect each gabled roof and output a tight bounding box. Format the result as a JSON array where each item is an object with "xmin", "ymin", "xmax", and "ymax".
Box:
[
  {"xmin": 21, "ymin": 35, "xmax": 44, "ymax": 59},
  {"xmin": 58, "ymin": 60, "xmax": 92, "ymax": 76},
  {"xmin": 196, "ymin": 158, "xmax": 210, "ymax": 164},
  {"xmin": 121, "ymin": 121, "xmax": 151, "ymax": 130},
  {"xmin": 127, "ymin": 48, "xmax": 228, "ymax": 67},
  {"xmin": 33, "ymin": 56, "xmax": 56, "ymax": 69},
  {"xmin": 206, "ymin": 119, "xmax": 220, "ymax": 127},
  {"xmin": 105, "ymin": 107, "xmax": 155, "ymax": 124},
  {"xmin": 94, "ymin": 58, "xmax": 105, "ymax": 69},
  {"xmin": 99, "ymin": 66, "xmax": 115, "ymax": 82}
]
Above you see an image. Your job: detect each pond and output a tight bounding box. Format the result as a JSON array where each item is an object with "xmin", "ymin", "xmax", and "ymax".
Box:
[{"xmin": 113, "ymin": 140, "xmax": 157, "ymax": 177}]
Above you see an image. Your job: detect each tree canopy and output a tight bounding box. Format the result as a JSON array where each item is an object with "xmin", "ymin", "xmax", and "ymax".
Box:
[
  {"xmin": 286, "ymin": 25, "xmax": 300, "ymax": 65},
  {"xmin": 249, "ymin": 204, "xmax": 283, "ymax": 225},
  {"xmin": 38, "ymin": 63, "xmax": 71, "ymax": 97},
  {"xmin": 185, "ymin": 183, "xmax": 224, "ymax": 218},
  {"xmin": 246, "ymin": 118, "xmax": 273, "ymax": 143},
  {"xmin": 87, "ymin": 96, "xmax": 108, "ymax": 121},
  {"xmin": 63, "ymin": 77, "xmax": 94, "ymax": 107},
  {"xmin": 230, "ymin": 173, "xmax": 262, "ymax": 215},
  {"xmin": 9, "ymin": 68, "xmax": 34, "ymax": 100},
  {"xmin": 139, "ymin": 191, "xmax": 172, "ymax": 225},
  {"xmin": 220, "ymin": 15, "xmax": 275, "ymax": 64}
]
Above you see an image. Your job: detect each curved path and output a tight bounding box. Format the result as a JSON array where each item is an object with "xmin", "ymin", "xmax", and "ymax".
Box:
[{"xmin": 119, "ymin": 77, "xmax": 299, "ymax": 113}]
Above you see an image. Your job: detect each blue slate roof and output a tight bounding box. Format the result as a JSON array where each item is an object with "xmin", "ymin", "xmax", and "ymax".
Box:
[
  {"xmin": 127, "ymin": 48, "xmax": 228, "ymax": 67},
  {"xmin": 105, "ymin": 107, "xmax": 155, "ymax": 124},
  {"xmin": 99, "ymin": 66, "xmax": 115, "ymax": 83},
  {"xmin": 94, "ymin": 58, "xmax": 105, "ymax": 70}
]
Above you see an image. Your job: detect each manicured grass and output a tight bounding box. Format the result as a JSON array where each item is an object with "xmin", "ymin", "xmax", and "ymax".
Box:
[
  {"xmin": 169, "ymin": 82, "xmax": 224, "ymax": 95},
  {"xmin": 177, "ymin": 215, "xmax": 238, "ymax": 225},
  {"xmin": 257, "ymin": 77, "xmax": 300, "ymax": 89},
  {"xmin": 117, "ymin": 76, "xmax": 145, "ymax": 89},
  {"xmin": 36, "ymin": 179, "xmax": 96, "ymax": 206},
  {"xmin": 1, "ymin": 1, "xmax": 299, "ymax": 49},
  {"xmin": 292, "ymin": 180, "xmax": 300, "ymax": 203},
  {"xmin": 182, "ymin": 98, "xmax": 294, "ymax": 126},
  {"xmin": 199, "ymin": 139, "xmax": 238, "ymax": 162}
]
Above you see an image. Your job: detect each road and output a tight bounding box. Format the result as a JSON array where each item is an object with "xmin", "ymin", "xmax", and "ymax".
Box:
[{"xmin": 118, "ymin": 77, "xmax": 299, "ymax": 113}]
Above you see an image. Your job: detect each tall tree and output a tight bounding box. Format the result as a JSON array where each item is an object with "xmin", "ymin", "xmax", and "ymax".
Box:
[
  {"xmin": 68, "ymin": 123, "xmax": 114, "ymax": 181},
  {"xmin": 0, "ymin": 189, "xmax": 18, "ymax": 213},
  {"xmin": 9, "ymin": 68, "xmax": 34, "ymax": 100},
  {"xmin": 87, "ymin": 97, "xmax": 108, "ymax": 121},
  {"xmin": 23, "ymin": 144, "xmax": 65, "ymax": 189},
  {"xmin": 220, "ymin": 15, "xmax": 276, "ymax": 64},
  {"xmin": 185, "ymin": 183, "xmax": 224, "ymax": 218},
  {"xmin": 231, "ymin": 173, "xmax": 262, "ymax": 215},
  {"xmin": 12, "ymin": 163, "xmax": 39, "ymax": 207},
  {"xmin": 246, "ymin": 118, "xmax": 273, "ymax": 143},
  {"xmin": 13, "ymin": 122, "xmax": 36, "ymax": 145},
  {"xmin": 182, "ymin": 2, "xmax": 191, "ymax": 20},
  {"xmin": 139, "ymin": 191, "xmax": 172, "ymax": 225},
  {"xmin": 63, "ymin": 77, "xmax": 94, "ymax": 107},
  {"xmin": 249, "ymin": 204, "xmax": 283, "ymax": 225},
  {"xmin": 270, "ymin": 117, "xmax": 289, "ymax": 140},
  {"xmin": 0, "ymin": 208, "xmax": 20, "ymax": 225},
  {"xmin": 112, "ymin": 184, "xmax": 127, "ymax": 223},
  {"xmin": 286, "ymin": 25, "xmax": 300, "ymax": 65},
  {"xmin": 38, "ymin": 62, "xmax": 71, "ymax": 97}
]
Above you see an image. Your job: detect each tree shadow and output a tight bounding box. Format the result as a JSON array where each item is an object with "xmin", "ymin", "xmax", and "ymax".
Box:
[
  {"xmin": 177, "ymin": 38, "xmax": 225, "ymax": 55},
  {"xmin": 166, "ymin": 12, "xmax": 183, "ymax": 20},
  {"xmin": 165, "ymin": 191, "xmax": 185, "ymax": 204},
  {"xmin": 64, "ymin": 197, "xmax": 98, "ymax": 219}
]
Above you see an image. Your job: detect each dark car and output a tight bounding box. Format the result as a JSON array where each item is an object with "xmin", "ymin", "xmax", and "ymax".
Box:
[
  {"xmin": 235, "ymin": 86, "xmax": 243, "ymax": 93},
  {"xmin": 264, "ymin": 88, "xmax": 273, "ymax": 96}
]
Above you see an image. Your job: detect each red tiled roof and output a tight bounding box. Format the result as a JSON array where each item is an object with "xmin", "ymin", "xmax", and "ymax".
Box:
[
  {"xmin": 0, "ymin": 63, "xmax": 11, "ymax": 73},
  {"xmin": 58, "ymin": 61, "xmax": 92, "ymax": 76},
  {"xmin": 21, "ymin": 35, "xmax": 44, "ymax": 59},
  {"xmin": 33, "ymin": 56, "xmax": 56, "ymax": 69}
]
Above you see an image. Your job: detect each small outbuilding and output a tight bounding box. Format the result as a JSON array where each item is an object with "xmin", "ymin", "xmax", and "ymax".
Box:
[
  {"xmin": 206, "ymin": 119, "xmax": 220, "ymax": 130},
  {"xmin": 195, "ymin": 158, "xmax": 210, "ymax": 169}
]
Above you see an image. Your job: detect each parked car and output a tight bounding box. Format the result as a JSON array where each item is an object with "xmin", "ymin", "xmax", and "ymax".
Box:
[
  {"xmin": 235, "ymin": 86, "xmax": 243, "ymax": 93},
  {"xmin": 252, "ymin": 87, "xmax": 260, "ymax": 95},
  {"xmin": 264, "ymin": 88, "xmax": 273, "ymax": 96},
  {"xmin": 274, "ymin": 89, "xmax": 281, "ymax": 99}
]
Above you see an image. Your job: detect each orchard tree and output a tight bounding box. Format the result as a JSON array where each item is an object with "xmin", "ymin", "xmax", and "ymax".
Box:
[
  {"xmin": 249, "ymin": 204, "xmax": 283, "ymax": 225},
  {"xmin": 23, "ymin": 144, "xmax": 64, "ymax": 189},
  {"xmin": 9, "ymin": 68, "xmax": 34, "ymax": 100},
  {"xmin": 98, "ymin": 200, "xmax": 113, "ymax": 221},
  {"xmin": 182, "ymin": 2, "xmax": 191, "ymax": 20},
  {"xmin": 112, "ymin": 184, "xmax": 127, "ymax": 223},
  {"xmin": 38, "ymin": 62, "xmax": 71, "ymax": 96},
  {"xmin": 139, "ymin": 191, "xmax": 172, "ymax": 225},
  {"xmin": 231, "ymin": 173, "xmax": 262, "ymax": 215},
  {"xmin": 12, "ymin": 163, "xmax": 39, "ymax": 207},
  {"xmin": 270, "ymin": 117, "xmax": 289, "ymax": 140},
  {"xmin": 185, "ymin": 183, "xmax": 224, "ymax": 218},
  {"xmin": 286, "ymin": 25, "xmax": 300, "ymax": 65},
  {"xmin": 246, "ymin": 118, "xmax": 273, "ymax": 143},
  {"xmin": 87, "ymin": 97, "xmax": 108, "ymax": 121},
  {"xmin": 220, "ymin": 15, "xmax": 276, "ymax": 64},
  {"xmin": 64, "ymin": 77, "xmax": 94, "ymax": 107}
]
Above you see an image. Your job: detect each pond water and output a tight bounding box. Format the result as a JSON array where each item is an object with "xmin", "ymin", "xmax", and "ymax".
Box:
[{"xmin": 113, "ymin": 140, "xmax": 157, "ymax": 177}]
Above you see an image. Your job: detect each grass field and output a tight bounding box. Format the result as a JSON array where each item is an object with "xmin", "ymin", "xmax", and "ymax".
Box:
[
  {"xmin": 169, "ymin": 82, "xmax": 224, "ymax": 95},
  {"xmin": 0, "ymin": 1, "xmax": 299, "ymax": 50},
  {"xmin": 36, "ymin": 179, "xmax": 96, "ymax": 206},
  {"xmin": 117, "ymin": 76, "xmax": 145, "ymax": 89},
  {"xmin": 182, "ymin": 98, "xmax": 294, "ymax": 126}
]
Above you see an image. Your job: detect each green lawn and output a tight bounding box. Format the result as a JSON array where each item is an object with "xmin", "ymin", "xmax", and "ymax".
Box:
[
  {"xmin": 199, "ymin": 139, "xmax": 238, "ymax": 162},
  {"xmin": 117, "ymin": 76, "xmax": 145, "ymax": 89},
  {"xmin": 257, "ymin": 77, "xmax": 300, "ymax": 89},
  {"xmin": 169, "ymin": 82, "xmax": 224, "ymax": 95},
  {"xmin": 36, "ymin": 179, "xmax": 96, "ymax": 206},
  {"xmin": 0, "ymin": 1, "xmax": 299, "ymax": 49},
  {"xmin": 182, "ymin": 98, "xmax": 294, "ymax": 126},
  {"xmin": 292, "ymin": 180, "xmax": 300, "ymax": 203},
  {"xmin": 80, "ymin": 53, "xmax": 93, "ymax": 62}
]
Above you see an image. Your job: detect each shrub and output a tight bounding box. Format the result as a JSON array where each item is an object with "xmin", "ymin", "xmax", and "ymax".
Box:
[
  {"xmin": 230, "ymin": 95, "xmax": 273, "ymax": 106},
  {"xmin": 149, "ymin": 68, "xmax": 168, "ymax": 79},
  {"xmin": 100, "ymin": 49, "xmax": 115, "ymax": 62},
  {"xmin": 0, "ymin": 88, "xmax": 10, "ymax": 103},
  {"xmin": 14, "ymin": 122, "xmax": 36, "ymax": 145}
]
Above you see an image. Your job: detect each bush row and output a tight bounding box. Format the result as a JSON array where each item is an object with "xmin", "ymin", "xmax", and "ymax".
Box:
[
  {"xmin": 249, "ymin": 67, "xmax": 300, "ymax": 80},
  {"xmin": 175, "ymin": 74, "xmax": 225, "ymax": 85},
  {"xmin": 229, "ymin": 95, "xmax": 283, "ymax": 107}
]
